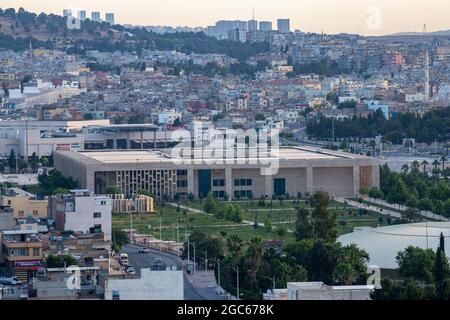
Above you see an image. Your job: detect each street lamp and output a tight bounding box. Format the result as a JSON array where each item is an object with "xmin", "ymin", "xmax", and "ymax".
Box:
[
  {"xmin": 210, "ymin": 258, "xmax": 221, "ymax": 288},
  {"xmin": 187, "ymin": 240, "xmax": 196, "ymax": 275},
  {"xmin": 198, "ymin": 250, "xmax": 208, "ymax": 273},
  {"xmin": 224, "ymin": 265, "xmax": 239, "ymax": 300},
  {"xmin": 263, "ymin": 276, "xmax": 276, "ymax": 293}
]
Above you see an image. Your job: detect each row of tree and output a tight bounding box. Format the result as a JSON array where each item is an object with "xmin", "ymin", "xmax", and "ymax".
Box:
[
  {"xmin": 373, "ymin": 235, "xmax": 450, "ymax": 300},
  {"xmin": 203, "ymin": 193, "xmax": 244, "ymax": 223},
  {"xmin": 379, "ymin": 164, "xmax": 450, "ymax": 217},
  {"xmin": 306, "ymin": 107, "xmax": 450, "ymax": 144}
]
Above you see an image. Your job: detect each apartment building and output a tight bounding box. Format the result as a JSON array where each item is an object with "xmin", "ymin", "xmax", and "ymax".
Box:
[
  {"xmin": 0, "ymin": 188, "xmax": 48, "ymax": 219},
  {"xmin": 50, "ymin": 190, "xmax": 112, "ymax": 241}
]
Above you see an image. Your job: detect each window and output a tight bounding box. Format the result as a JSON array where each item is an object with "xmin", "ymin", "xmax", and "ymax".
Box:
[
  {"xmin": 213, "ymin": 191, "xmax": 225, "ymax": 198},
  {"xmin": 177, "ymin": 180, "xmax": 188, "ymax": 188},
  {"xmin": 19, "ymin": 211, "xmax": 24, "ymax": 217},
  {"xmin": 7, "ymin": 200, "xmax": 11, "ymax": 205},
  {"xmin": 234, "ymin": 178, "xmax": 253, "ymax": 187},
  {"xmin": 94, "ymin": 212, "xmax": 102, "ymax": 218},
  {"xmin": 213, "ymin": 179, "xmax": 225, "ymax": 187},
  {"xmin": 33, "ymin": 248, "xmax": 40, "ymax": 256},
  {"xmin": 177, "ymin": 170, "xmax": 188, "ymax": 176},
  {"xmin": 32, "ymin": 210, "xmax": 38, "ymax": 216}
]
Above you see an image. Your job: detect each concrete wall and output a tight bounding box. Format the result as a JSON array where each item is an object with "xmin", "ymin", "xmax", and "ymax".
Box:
[
  {"xmin": 313, "ymin": 167, "xmax": 354, "ymax": 196},
  {"xmin": 287, "ymin": 283, "xmax": 372, "ymax": 300},
  {"xmin": 104, "ymin": 269, "xmax": 184, "ymax": 300},
  {"xmin": 63, "ymin": 196, "xmax": 112, "ymax": 241}
]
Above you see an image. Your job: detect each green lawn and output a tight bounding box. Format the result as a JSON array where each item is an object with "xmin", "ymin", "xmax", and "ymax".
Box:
[
  {"xmin": 112, "ymin": 204, "xmax": 296, "ymax": 244},
  {"xmin": 113, "ymin": 199, "xmax": 399, "ymax": 248}
]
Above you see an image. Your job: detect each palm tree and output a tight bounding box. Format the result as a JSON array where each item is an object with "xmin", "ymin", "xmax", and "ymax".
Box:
[
  {"xmin": 227, "ymin": 234, "xmax": 244, "ymax": 258},
  {"xmin": 411, "ymin": 161, "xmax": 420, "ymax": 171},
  {"xmin": 401, "ymin": 164, "xmax": 410, "ymax": 173},
  {"xmin": 246, "ymin": 237, "xmax": 264, "ymax": 284},
  {"xmin": 433, "ymin": 160, "xmax": 440, "ymax": 170},
  {"xmin": 441, "ymin": 156, "xmax": 447, "ymax": 171},
  {"xmin": 421, "ymin": 160, "xmax": 429, "ymax": 174}
]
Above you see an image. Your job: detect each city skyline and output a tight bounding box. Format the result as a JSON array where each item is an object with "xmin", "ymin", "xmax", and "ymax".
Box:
[{"xmin": 0, "ymin": 0, "xmax": 447, "ymax": 36}]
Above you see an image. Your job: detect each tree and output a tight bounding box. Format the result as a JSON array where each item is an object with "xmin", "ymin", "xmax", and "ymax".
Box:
[
  {"xmin": 112, "ymin": 229, "xmax": 129, "ymax": 252},
  {"xmin": 46, "ymin": 255, "xmax": 77, "ymax": 268},
  {"xmin": 30, "ymin": 152, "xmax": 39, "ymax": 172},
  {"xmin": 421, "ymin": 160, "xmax": 429, "ymax": 174},
  {"xmin": 246, "ymin": 237, "xmax": 264, "ymax": 284},
  {"xmin": 441, "ymin": 156, "xmax": 447, "ymax": 172},
  {"xmin": 203, "ymin": 193, "xmax": 217, "ymax": 214},
  {"xmin": 294, "ymin": 208, "xmax": 314, "ymax": 241},
  {"xmin": 181, "ymin": 231, "xmax": 224, "ymax": 264},
  {"xmin": 311, "ymin": 192, "xmax": 337, "ymax": 242},
  {"xmin": 8, "ymin": 149, "xmax": 16, "ymax": 173},
  {"xmin": 37, "ymin": 170, "xmax": 79, "ymax": 196},
  {"xmin": 105, "ymin": 186, "xmax": 123, "ymax": 195},
  {"xmin": 227, "ymin": 234, "xmax": 244, "ymax": 259},
  {"xmin": 396, "ymin": 246, "xmax": 436, "ymax": 282},
  {"xmin": 434, "ymin": 247, "xmax": 450, "ymax": 299},
  {"xmin": 264, "ymin": 219, "xmax": 272, "ymax": 233},
  {"xmin": 439, "ymin": 232, "xmax": 445, "ymax": 253}
]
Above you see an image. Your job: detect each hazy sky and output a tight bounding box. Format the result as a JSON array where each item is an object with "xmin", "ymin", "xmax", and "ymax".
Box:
[{"xmin": 0, "ymin": 0, "xmax": 447, "ymax": 36}]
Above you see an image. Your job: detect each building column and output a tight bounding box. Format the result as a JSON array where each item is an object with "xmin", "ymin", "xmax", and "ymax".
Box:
[
  {"xmin": 371, "ymin": 164, "xmax": 380, "ymax": 189},
  {"xmin": 187, "ymin": 168, "xmax": 195, "ymax": 198},
  {"xmin": 306, "ymin": 166, "xmax": 314, "ymax": 196},
  {"xmin": 353, "ymin": 165, "xmax": 361, "ymax": 197},
  {"xmin": 140, "ymin": 131, "xmax": 144, "ymax": 149},
  {"xmin": 225, "ymin": 167, "xmax": 232, "ymax": 201},
  {"xmin": 265, "ymin": 175, "xmax": 273, "ymax": 199},
  {"xmin": 126, "ymin": 133, "xmax": 131, "ymax": 149},
  {"xmin": 113, "ymin": 139, "xmax": 117, "ymax": 150}
]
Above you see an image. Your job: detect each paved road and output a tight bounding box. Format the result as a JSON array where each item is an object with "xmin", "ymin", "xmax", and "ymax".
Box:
[
  {"xmin": 121, "ymin": 244, "xmax": 205, "ymax": 300},
  {"xmin": 334, "ymin": 197, "xmax": 402, "ymax": 219}
]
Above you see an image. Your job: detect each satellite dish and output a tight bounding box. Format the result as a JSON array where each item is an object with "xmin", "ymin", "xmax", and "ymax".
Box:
[
  {"xmin": 166, "ymin": 267, "xmax": 171, "ymax": 271},
  {"xmin": 172, "ymin": 266, "xmax": 177, "ymax": 271}
]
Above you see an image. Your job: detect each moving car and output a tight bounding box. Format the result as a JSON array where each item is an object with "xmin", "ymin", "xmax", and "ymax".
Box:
[
  {"xmin": 138, "ymin": 247, "xmax": 149, "ymax": 254},
  {"xmin": 126, "ymin": 266, "xmax": 136, "ymax": 275},
  {"xmin": 0, "ymin": 276, "xmax": 22, "ymax": 286}
]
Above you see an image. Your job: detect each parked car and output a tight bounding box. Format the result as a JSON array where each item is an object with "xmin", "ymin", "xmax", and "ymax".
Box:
[
  {"xmin": 126, "ymin": 266, "xmax": 136, "ymax": 275},
  {"xmin": 138, "ymin": 247, "xmax": 149, "ymax": 254},
  {"xmin": 0, "ymin": 276, "xmax": 22, "ymax": 286}
]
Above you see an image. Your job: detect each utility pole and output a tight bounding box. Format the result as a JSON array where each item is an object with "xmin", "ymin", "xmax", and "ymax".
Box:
[
  {"xmin": 130, "ymin": 212, "xmax": 133, "ymax": 245},
  {"xmin": 236, "ymin": 266, "xmax": 239, "ymax": 300},
  {"xmin": 176, "ymin": 221, "xmax": 180, "ymax": 256},
  {"xmin": 159, "ymin": 215, "xmax": 162, "ymax": 251},
  {"xmin": 332, "ymin": 117, "xmax": 335, "ymax": 145}
]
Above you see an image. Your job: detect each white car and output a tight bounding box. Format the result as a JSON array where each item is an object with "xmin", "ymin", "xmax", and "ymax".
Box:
[
  {"xmin": 126, "ymin": 266, "xmax": 136, "ymax": 275},
  {"xmin": 0, "ymin": 276, "xmax": 22, "ymax": 286},
  {"xmin": 138, "ymin": 248, "xmax": 149, "ymax": 254}
]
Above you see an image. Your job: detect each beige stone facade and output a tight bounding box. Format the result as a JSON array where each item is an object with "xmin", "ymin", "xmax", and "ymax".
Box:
[{"xmin": 54, "ymin": 147, "xmax": 380, "ymax": 200}]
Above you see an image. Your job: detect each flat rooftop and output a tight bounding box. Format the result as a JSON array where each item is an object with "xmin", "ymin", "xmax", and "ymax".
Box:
[{"xmin": 76, "ymin": 147, "xmax": 362, "ymax": 164}]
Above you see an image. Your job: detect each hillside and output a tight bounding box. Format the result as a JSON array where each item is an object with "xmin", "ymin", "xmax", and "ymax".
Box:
[{"xmin": 0, "ymin": 7, "xmax": 270, "ymax": 61}]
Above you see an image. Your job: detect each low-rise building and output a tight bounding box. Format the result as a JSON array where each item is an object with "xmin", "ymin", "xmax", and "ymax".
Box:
[
  {"xmin": 101, "ymin": 268, "xmax": 184, "ymax": 300},
  {"xmin": 0, "ymin": 188, "xmax": 48, "ymax": 219},
  {"xmin": 1, "ymin": 229, "xmax": 43, "ymax": 283},
  {"xmin": 50, "ymin": 189, "xmax": 112, "ymax": 241},
  {"xmin": 286, "ymin": 282, "xmax": 373, "ymax": 300}
]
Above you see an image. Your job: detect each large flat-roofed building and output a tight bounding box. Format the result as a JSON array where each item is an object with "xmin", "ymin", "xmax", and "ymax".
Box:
[{"xmin": 54, "ymin": 146, "xmax": 379, "ymax": 200}]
